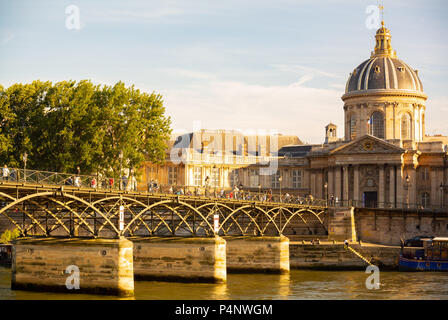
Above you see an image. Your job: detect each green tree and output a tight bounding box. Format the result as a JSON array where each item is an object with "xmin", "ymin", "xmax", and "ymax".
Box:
[
  {"xmin": 0, "ymin": 228, "xmax": 20, "ymax": 244},
  {"xmin": 0, "ymin": 80, "xmax": 171, "ymax": 177}
]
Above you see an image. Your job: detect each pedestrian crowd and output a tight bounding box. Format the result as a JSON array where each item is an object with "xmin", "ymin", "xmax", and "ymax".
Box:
[{"xmin": 2, "ymin": 163, "xmax": 319, "ymax": 205}]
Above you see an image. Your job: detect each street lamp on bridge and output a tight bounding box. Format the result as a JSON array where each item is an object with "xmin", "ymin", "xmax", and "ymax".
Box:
[
  {"xmin": 324, "ymin": 182, "xmax": 328, "ymax": 206},
  {"xmin": 279, "ymin": 176, "xmax": 282, "ymax": 202},
  {"xmin": 22, "ymin": 152, "xmax": 28, "ymax": 183},
  {"xmin": 119, "ymin": 150, "xmax": 123, "ymax": 190}
]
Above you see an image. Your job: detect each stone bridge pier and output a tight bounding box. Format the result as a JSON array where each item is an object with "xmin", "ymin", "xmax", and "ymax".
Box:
[
  {"xmin": 131, "ymin": 236, "xmax": 227, "ymax": 283},
  {"xmin": 225, "ymin": 236, "xmax": 290, "ymax": 274},
  {"xmin": 11, "ymin": 237, "xmax": 134, "ymax": 296}
]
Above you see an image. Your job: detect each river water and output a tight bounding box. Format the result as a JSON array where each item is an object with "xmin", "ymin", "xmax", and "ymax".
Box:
[{"xmin": 1, "ymin": 266, "xmax": 448, "ymax": 300}]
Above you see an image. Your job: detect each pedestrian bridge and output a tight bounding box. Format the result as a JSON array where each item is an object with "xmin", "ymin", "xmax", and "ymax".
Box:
[
  {"xmin": 1, "ymin": 168, "xmax": 331, "ymax": 296},
  {"xmin": 0, "ymin": 168, "xmax": 328, "ymax": 239}
]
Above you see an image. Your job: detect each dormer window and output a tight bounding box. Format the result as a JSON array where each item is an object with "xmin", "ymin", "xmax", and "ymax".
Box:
[
  {"xmin": 374, "ymin": 66, "xmax": 380, "ymax": 73},
  {"xmin": 353, "ymin": 69, "xmax": 357, "ymax": 76},
  {"xmin": 397, "ymin": 66, "xmax": 405, "ymax": 72}
]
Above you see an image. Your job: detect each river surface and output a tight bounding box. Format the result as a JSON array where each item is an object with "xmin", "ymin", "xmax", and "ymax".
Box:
[{"xmin": 1, "ymin": 266, "xmax": 447, "ymax": 300}]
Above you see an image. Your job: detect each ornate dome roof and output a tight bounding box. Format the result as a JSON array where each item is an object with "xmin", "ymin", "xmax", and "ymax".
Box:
[
  {"xmin": 345, "ymin": 57, "xmax": 423, "ymax": 93},
  {"xmin": 344, "ymin": 21, "xmax": 424, "ymax": 95}
]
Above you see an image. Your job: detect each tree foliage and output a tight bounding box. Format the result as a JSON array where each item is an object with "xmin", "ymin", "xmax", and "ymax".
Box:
[
  {"xmin": 0, "ymin": 228, "xmax": 20, "ymax": 244},
  {"xmin": 0, "ymin": 80, "xmax": 171, "ymax": 176}
]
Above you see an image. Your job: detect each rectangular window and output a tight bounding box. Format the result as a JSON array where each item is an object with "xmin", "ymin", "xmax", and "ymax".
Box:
[
  {"xmin": 421, "ymin": 192, "xmax": 430, "ymax": 208},
  {"xmin": 229, "ymin": 169, "xmax": 239, "ymax": 187},
  {"xmin": 168, "ymin": 167, "xmax": 177, "ymax": 185},
  {"xmin": 147, "ymin": 166, "xmax": 158, "ymax": 181},
  {"xmin": 271, "ymin": 170, "xmax": 280, "ymax": 188},
  {"xmin": 211, "ymin": 168, "xmax": 220, "ymax": 187},
  {"xmin": 194, "ymin": 167, "xmax": 202, "ymax": 186},
  {"xmin": 249, "ymin": 169, "xmax": 259, "ymax": 188},
  {"xmin": 420, "ymin": 167, "xmax": 430, "ymax": 181},
  {"xmin": 292, "ymin": 170, "xmax": 302, "ymax": 189}
]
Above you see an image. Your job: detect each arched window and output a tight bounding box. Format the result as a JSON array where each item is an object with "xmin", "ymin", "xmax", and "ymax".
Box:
[
  {"xmin": 349, "ymin": 115, "xmax": 357, "ymax": 140},
  {"xmin": 369, "ymin": 112, "xmax": 384, "ymax": 139},
  {"xmin": 421, "ymin": 192, "xmax": 430, "ymax": 209},
  {"xmin": 401, "ymin": 113, "xmax": 412, "ymax": 140}
]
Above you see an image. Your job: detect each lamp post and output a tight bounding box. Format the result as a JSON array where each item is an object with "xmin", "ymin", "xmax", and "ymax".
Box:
[
  {"xmin": 212, "ymin": 165, "xmax": 217, "ymax": 198},
  {"xmin": 440, "ymin": 182, "xmax": 448, "ymax": 209},
  {"xmin": 405, "ymin": 174, "xmax": 410, "ymax": 209},
  {"xmin": 22, "ymin": 152, "xmax": 28, "ymax": 183},
  {"xmin": 205, "ymin": 175, "xmax": 209, "ymax": 197},
  {"xmin": 279, "ymin": 176, "xmax": 282, "ymax": 202},
  {"xmin": 324, "ymin": 182, "xmax": 328, "ymax": 206},
  {"xmin": 119, "ymin": 150, "xmax": 123, "ymax": 190}
]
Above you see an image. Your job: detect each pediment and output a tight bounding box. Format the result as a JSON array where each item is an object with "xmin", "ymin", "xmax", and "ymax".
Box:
[{"xmin": 330, "ymin": 135, "xmax": 405, "ymax": 155}]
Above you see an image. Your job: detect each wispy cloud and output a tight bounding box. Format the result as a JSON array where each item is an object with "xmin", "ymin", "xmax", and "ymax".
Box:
[
  {"xmin": 146, "ymin": 74, "xmax": 342, "ymax": 144},
  {"xmin": 1, "ymin": 32, "xmax": 15, "ymax": 45},
  {"xmin": 271, "ymin": 64, "xmax": 344, "ymax": 80},
  {"xmin": 90, "ymin": 8, "xmax": 184, "ymax": 22}
]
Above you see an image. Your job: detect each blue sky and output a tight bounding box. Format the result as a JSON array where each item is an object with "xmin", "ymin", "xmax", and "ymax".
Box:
[{"xmin": 1, "ymin": 0, "xmax": 447, "ymax": 143}]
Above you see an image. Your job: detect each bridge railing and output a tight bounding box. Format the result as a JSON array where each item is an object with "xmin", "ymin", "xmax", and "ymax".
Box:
[
  {"xmin": 148, "ymin": 184, "xmax": 327, "ymax": 206},
  {"xmin": 1, "ymin": 167, "xmax": 128, "ymax": 190},
  {"xmin": 0, "ymin": 167, "xmax": 328, "ymax": 206}
]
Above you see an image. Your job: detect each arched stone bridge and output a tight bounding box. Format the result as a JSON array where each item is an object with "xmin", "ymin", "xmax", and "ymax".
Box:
[{"xmin": 0, "ymin": 182, "xmax": 328, "ymax": 239}]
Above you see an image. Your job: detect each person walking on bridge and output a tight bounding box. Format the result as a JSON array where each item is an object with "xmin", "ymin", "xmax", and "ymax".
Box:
[{"xmin": 2, "ymin": 165, "xmax": 10, "ymax": 182}]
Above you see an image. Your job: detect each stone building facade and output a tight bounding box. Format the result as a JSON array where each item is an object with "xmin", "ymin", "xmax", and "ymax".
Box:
[{"xmin": 139, "ymin": 21, "xmax": 448, "ymax": 210}]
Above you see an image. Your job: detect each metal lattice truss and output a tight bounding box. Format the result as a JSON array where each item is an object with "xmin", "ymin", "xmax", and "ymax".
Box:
[{"xmin": 0, "ymin": 185, "xmax": 328, "ymax": 238}]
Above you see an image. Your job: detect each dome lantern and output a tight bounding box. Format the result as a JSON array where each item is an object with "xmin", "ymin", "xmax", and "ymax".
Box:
[{"xmin": 371, "ymin": 21, "xmax": 396, "ymax": 58}]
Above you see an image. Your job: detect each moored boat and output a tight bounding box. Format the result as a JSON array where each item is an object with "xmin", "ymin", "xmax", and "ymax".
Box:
[{"xmin": 399, "ymin": 237, "xmax": 448, "ymax": 272}]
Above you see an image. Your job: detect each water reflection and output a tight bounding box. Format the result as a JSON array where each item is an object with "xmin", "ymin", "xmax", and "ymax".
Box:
[
  {"xmin": 1, "ymin": 266, "xmax": 448, "ymax": 300},
  {"xmin": 278, "ymin": 273, "xmax": 291, "ymax": 299},
  {"xmin": 210, "ymin": 282, "xmax": 228, "ymax": 300}
]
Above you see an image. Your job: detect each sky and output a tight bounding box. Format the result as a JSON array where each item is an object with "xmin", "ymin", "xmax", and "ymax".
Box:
[{"xmin": 0, "ymin": 0, "xmax": 447, "ymax": 144}]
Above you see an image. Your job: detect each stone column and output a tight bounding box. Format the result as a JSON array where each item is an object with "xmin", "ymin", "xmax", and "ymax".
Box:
[
  {"xmin": 378, "ymin": 165, "xmax": 385, "ymax": 208},
  {"xmin": 353, "ymin": 165, "xmax": 360, "ymax": 206},
  {"xmin": 396, "ymin": 166, "xmax": 404, "ymax": 209},
  {"xmin": 310, "ymin": 172, "xmax": 316, "ymax": 197},
  {"xmin": 328, "ymin": 167, "xmax": 334, "ymax": 199},
  {"xmin": 343, "ymin": 166, "xmax": 349, "ymax": 205},
  {"xmin": 334, "ymin": 167, "xmax": 342, "ymax": 205},
  {"xmin": 431, "ymin": 168, "xmax": 438, "ymax": 208},
  {"xmin": 316, "ymin": 171, "xmax": 323, "ymax": 199},
  {"xmin": 389, "ymin": 166, "xmax": 396, "ymax": 208},
  {"xmin": 409, "ymin": 167, "xmax": 417, "ymax": 209}
]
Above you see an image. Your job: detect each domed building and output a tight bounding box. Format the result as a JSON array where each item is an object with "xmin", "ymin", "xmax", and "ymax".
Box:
[
  {"xmin": 342, "ymin": 21, "xmax": 427, "ymax": 143},
  {"xmin": 294, "ymin": 20, "xmax": 448, "ymax": 210},
  {"xmin": 140, "ymin": 18, "xmax": 447, "ymax": 213}
]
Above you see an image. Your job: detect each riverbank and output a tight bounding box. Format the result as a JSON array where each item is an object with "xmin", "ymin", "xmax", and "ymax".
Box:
[
  {"xmin": 2, "ymin": 265, "xmax": 448, "ymax": 300},
  {"xmin": 290, "ymin": 241, "xmax": 401, "ymax": 270},
  {"xmin": 1, "ymin": 241, "xmax": 401, "ymax": 270}
]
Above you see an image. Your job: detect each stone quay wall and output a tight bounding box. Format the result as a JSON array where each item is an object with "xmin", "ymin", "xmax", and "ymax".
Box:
[
  {"xmin": 290, "ymin": 242, "xmax": 401, "ymax": 270},
  {"xmin": 11, "ymin": 237, "xmax": 134, "ymax": 296},
  {"xmin": 354, "ymin": 208, "xmax": 448, "ymax": 245}
]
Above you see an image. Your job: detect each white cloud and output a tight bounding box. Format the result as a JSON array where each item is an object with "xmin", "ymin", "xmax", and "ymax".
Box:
[
  {"xmin": 271, "ymin": 64, "xmax": 344, "ymax": 80},
  {"xmin": 90, "ymin": 8, "xmax": 184, "ymax": 22},
  {"xmin": 157, "ymin": 76, "xmax": 343, "ymax": 144},
  {"xmin": 1, "ymin": 32, "xmax": 15, "ymax": 45}
]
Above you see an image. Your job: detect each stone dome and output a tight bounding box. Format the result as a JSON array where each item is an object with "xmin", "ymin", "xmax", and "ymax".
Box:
[
  {"xmin": 345, "ymin": 57, "xmax": 423, "ymax": 93},
  {"xmin": 343, "ymin": 21, "xmax": 424, "ymax": 95}
]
